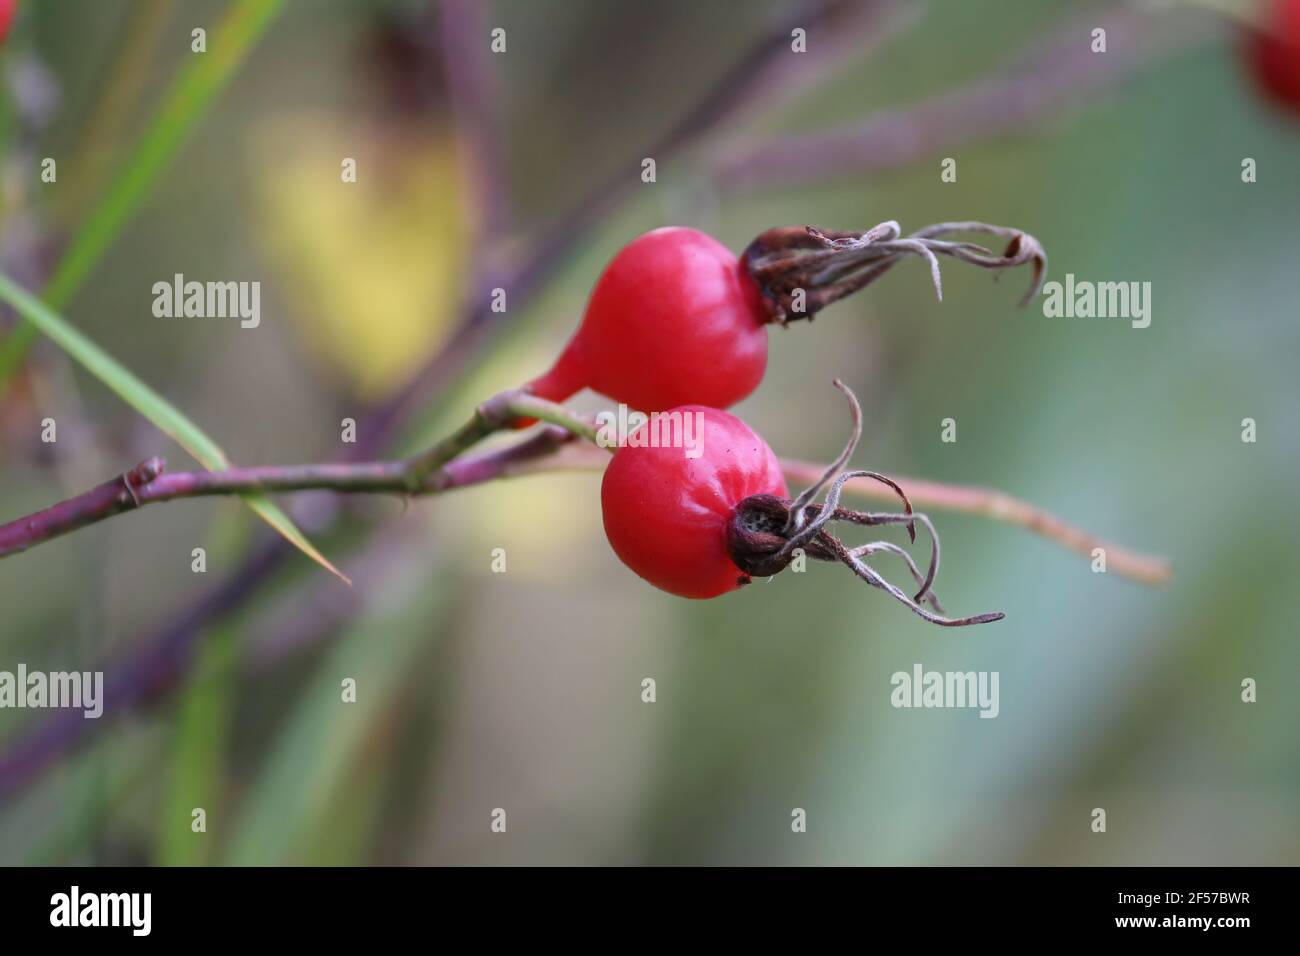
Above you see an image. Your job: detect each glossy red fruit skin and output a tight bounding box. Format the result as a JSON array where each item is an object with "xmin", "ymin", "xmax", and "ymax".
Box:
[
  {"xmin": 0, "ymin": 0, "xmax": 17, "ymax": 46},
  {"xmin": 601, "ymin": 405, "xmax": 787, "ymax": 599},
  {"xmin": 528, "ymin": 227, "xmax": 770, "ymax": 413},
  {"xmin": 1248, "ymin": 0, "xmax": 1300, "ymax": 113}
]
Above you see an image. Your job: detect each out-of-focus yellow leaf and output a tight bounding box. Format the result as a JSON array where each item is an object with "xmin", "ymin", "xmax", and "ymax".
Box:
[
  {"xmin": 464, "ymin": 470, "xmax": 601, "ymax": 584},
  {"xmin": 253, "ymin": 120, "xmax": 467, "ymax": 398}
]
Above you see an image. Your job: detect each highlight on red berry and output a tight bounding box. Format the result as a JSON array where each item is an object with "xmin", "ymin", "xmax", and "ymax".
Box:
[
  {"xmin": 600, "ymin": 382, "xmax": 1005, "ymax": 627},
  {"xmin": 524, "ymin": 220, "xmax": 1045, "ymax": 416},
  {"xmin": 1246, "ymin": 0, "xmax": 1300, "ymax": 114}
]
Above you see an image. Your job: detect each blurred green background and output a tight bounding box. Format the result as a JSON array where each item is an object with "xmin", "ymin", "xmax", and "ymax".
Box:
[{"xmin": 1, "ymin": 0, "xmax": 1297, "ymax": 865}]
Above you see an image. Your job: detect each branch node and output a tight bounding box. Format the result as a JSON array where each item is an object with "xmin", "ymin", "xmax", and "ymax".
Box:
[{"xmin": 121, "ymin": 456, "xmax": 165, "ymax": 507}]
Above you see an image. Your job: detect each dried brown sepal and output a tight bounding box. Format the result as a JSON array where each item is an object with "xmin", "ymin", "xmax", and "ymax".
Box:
[
  {"xmin": 726, "ymin": 381, "xmax": 1004, "ymax": 628},
  {"xmin": 741, "ymin": 219, "xmax": 1047, "ymax": 323}
]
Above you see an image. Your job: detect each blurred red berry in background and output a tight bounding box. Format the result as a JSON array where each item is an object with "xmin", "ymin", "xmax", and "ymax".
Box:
[
  {"xmin": 1247, "ymin": 0, "xmax": 1300, "ymax": 114},
  {"xmin": 0, "ymin": 0, "xmax": 17, "ymax": 46}
]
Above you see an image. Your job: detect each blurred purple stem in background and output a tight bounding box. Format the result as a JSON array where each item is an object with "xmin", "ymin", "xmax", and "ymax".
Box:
[{"xmin": 715, "ymin": 5, "xmax": 1210, "ymax": 191}]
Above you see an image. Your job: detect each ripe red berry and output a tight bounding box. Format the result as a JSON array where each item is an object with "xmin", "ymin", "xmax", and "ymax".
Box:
[
  {"xmin": 600, "ymin": 405, "xmax": 786, "ymax": 599},
  {"xmin": 526, "ymin": 227, "xmax": 770, "ymax": 414},
  {"xmin": 0, "ymin": 0, "xmax": 17, "ymax": 46},
  {"xmin": 1246, "ymin": 0, "xmax": 1300, "ymax": 113},
  {"xmin": 600, "ymin": 383, "xmax": 1005, "ymax": 626}
]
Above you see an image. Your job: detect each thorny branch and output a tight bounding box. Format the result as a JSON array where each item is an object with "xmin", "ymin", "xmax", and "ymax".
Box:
[
  {"xmin": 0, "ymin": 384, "xmax": 1171, "ymax": 592},
  {"xmin": 0, "ymin": 391, "xmax": 596, "ymax": 557}
]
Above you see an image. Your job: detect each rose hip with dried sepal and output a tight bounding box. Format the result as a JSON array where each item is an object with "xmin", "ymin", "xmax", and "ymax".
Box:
[
  {"xmin": 600, "ymin": 381, "xmax": 1005, "ymax": 626},
  {"xmin": 523, "ymin": 220, "xmax": 1044, "ymax": 417},
  {"xmin": 600, "ymin": 403, "xmax": 785, "ymax": 599}
]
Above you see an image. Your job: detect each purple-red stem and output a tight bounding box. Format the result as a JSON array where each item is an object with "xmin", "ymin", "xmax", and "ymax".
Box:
[{"xmin": 0, "ymin": 391, "xmax": 590, "ymax": 560}]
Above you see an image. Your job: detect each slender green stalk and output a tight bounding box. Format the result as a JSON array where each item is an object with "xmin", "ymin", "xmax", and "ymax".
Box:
[
  {"xmin": 0, "ymin": 0, "xmax": 288, "ymax": 382},
  {"xmin": 405, "ymin": 390, "xmax": 601, "ymax": 488}
]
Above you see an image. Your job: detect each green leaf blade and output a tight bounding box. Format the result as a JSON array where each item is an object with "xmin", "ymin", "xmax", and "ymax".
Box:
[
  {"xmin": 0, "ymin": 272, "xmax": 346, "ymax": 582},
  {"xmin": 0, "ymin": 0, "xmax": 289, "ymax": 382}
]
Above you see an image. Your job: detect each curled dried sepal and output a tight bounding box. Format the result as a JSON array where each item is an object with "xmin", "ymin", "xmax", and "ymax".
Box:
[
  {"xmin": 727, "ymin": 381, "xmax": 1005, "ymax": 628},
  {"xmin": 741, "ymin": 219, "xmax": 1047, "ymax": 323}
]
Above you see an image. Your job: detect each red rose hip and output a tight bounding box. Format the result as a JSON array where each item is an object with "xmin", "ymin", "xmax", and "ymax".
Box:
[
  {"xmin": 600, "ymin": 405, "xmax": 786, "ymax": 598},
  {"xmin": 527, "ymin": 227, "xmax": 770, "ymax": 414},
  {"xmin": 600, "ymin": 383, "xmax": 1005, "ymax": 626}
]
